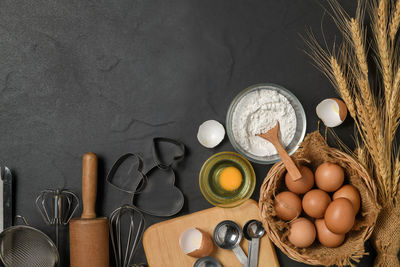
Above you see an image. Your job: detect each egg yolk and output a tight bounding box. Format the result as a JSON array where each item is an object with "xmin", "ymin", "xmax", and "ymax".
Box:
[{"xmin": 219, "ymin": 166, "xmax": 242, "ymax": 191}]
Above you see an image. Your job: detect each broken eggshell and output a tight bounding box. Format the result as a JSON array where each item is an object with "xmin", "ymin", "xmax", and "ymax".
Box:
[
  {"xmin": 197, "ymin": 120, "xmax": 225, "ymax": 148},
  {"xmin": 316, "ymin": 98, "xmax": 347, "ymax": 127},
  {"xmin": 179, "ymin": 227, "xmax": 214, "ymax": 258}
]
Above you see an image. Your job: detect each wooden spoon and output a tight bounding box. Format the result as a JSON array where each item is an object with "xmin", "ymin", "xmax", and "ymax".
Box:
[{"xmin": 257, "ymin": 121, "xmax": 302, "ymax": 181}]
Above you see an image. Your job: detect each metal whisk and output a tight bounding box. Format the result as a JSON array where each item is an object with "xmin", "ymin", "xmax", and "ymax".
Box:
[
  {"xmin": 110, "ymin": 204, "xmax": 146, "ymax": 267},
  {"xmin": 35, "ymin": 189, "xmax": 79, "ymax": 247}
]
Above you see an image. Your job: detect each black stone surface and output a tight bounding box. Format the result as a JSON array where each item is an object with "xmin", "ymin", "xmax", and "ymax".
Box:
[{"xmin": 0, "ymin": 0, "xmax": 375, "ymax": 266}]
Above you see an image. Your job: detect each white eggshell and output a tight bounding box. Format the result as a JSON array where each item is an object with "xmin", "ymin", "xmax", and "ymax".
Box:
[
  {"xmin": 179, "ymin": 227, "xmax": 214, "ymax": 258},
  {"xmin": 179, "ymin": 228, "xmax": 203, "ymax": 255},
  {"xmin": 316, "ymin": 98, "xmax": 347, "ymax": 127},
  {"xmin": 197, "ymin": 120, "xmax": 225, "ymax": 148}
]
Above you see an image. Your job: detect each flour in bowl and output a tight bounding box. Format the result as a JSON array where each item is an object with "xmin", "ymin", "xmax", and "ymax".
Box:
[{"xmin": 231, "ymin": 89, "xmax": 297, "ymax": 157}]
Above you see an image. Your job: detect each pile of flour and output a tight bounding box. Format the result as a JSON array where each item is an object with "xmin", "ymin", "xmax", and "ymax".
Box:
[{"xmin": 232, "ymin": 89, "xmax": 297, "ymax": 157}]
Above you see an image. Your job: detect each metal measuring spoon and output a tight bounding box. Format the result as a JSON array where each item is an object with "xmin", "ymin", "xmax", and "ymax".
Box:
[
  {"xmin": 213, "ymin": 220, "xmax": 248, "ymax": 267},
  {"xmin": 193, "ymin": 256, "xmax": 222, "ymax": 267},
  {"xmin": 246, "ymin": 220, "xmax": 265, "ymax": 267},
  {"xmin": 243, "ymin": 220, "xmax": 256, "ymax": 267}
]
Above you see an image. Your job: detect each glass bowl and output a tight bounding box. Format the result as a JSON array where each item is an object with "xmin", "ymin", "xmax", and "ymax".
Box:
[
  {"xmin": 226, "ymin": 83, "xmax": 306, "ymax": 164},
  {"xmin": 199, "ymin": 152, "xmax": 256, "ymax": 208}
]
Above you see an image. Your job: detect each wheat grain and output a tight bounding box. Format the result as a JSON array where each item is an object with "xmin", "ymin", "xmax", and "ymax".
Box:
[
  {"xmin": 355, "ymin": 94, "xmax": 390, "ymax": 200},
  {"xmin": 348, "ymin": 16, "xmax": 383, "ymax": 145},
  {"xmin": 393, "ymin": 157, "xmax": 400, "ymax": 198},
  {"xmin": 355, "ymin": 145, "xmax": 370, "ymax": 169},
  {"xmin": 390, "ymin": 67, "xmax": 400, "ymax": 140},
  {"xmin": 389, "ymin": 0, "xmax": 400, "ymax": 41},
  {"xmin": 354, "ymin": 98, "xmax": 377, "ymax": 153},
  {"xmin": 391, "ymin": 67, "xmax": 400, "ymax": 112},
  {"xmin": 374, "ymin": 0, "xmax": 392, "ymax": 102},
  {"xmin": 357, "ymin": 78, "xmax": 382, "ymax": 137},
  {"xmin": 372, "ymin": 0, "xmax": 395, "ymax": 181},
  {"xmin": 350, "ymin": 18, "xmax": 369, "ymax": 77},
  {"xmin": 330, "ymin": 56, "xmax": 356, "ymax": 117}
]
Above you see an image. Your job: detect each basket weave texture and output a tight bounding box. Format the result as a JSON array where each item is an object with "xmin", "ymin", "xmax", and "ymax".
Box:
[{"xmin": 259, "ymin": 131, "xmax": 380, "ymax": 266}]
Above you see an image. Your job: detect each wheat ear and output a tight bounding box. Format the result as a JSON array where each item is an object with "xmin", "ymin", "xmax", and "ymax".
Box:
[
  {"xmin": 390, "ymin": 67, "xmax": 400, "ymax": 140},
  {"xmin": 348, "ymin": 18, "xmax": 382, "ymax": 140},
  {"xmin": 393, "ymin": 156, "xmax": 400, "ymax": 197},
  {"xmin": 374, "ymin": 0, "xmax": 392, "ymax": 102},
  {"xmin": 389, "ymin": 0, "xmax": 400, "ymax": 41},
  {"xmin": 350, "ymin": 18, "xmax": 369, "ymax": 77},
  {"xmin": 330, "ymin": 57, "xmax": 356, "ymax": 117}
]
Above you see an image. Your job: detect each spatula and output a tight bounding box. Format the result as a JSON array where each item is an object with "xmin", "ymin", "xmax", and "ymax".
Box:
[{"xmin": 257, "ymin": 121, "xmax": 302, "ymax": 181}]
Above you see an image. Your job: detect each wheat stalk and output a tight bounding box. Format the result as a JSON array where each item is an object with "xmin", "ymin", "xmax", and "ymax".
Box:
[
  {"xmin": 348, "ymin": 19, "xmax": 382, "ymax": 139},
  {"xmin": 347, "ymin": 10, "xmax": 391, "ymax": 196},
  {"xmin": 305, "ymin": 0, "xmax": 400, "ymax": 203},
  {"xmin": 354, "ymin": 97, "xmax": 390, "ymax": 199},
  {"xmin": 393, "ymin": 156, "xmax": 400, "ymax": 199},
  {"xmin": 305, "ymin": 1, "xmax": 400, "ymax": 263},
  {"xmin": 373, "ymin": 0, "xmax": 392, "ymax": 102}
]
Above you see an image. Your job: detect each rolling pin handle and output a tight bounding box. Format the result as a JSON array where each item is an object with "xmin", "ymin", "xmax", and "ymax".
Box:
[{"xmin": 81, "ymin": 152, "xmax": 98, "ymax": 219}]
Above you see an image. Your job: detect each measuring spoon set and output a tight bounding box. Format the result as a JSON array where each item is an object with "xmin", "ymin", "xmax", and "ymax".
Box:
[{"xmin": 213, "ymin": 220, "xmax": 265, "ymax": 267}]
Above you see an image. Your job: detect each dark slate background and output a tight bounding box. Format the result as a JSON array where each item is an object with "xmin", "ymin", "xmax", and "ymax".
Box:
[{"xmin": 0, "ymin": 0, "xmax": 376, "ymax": 266}]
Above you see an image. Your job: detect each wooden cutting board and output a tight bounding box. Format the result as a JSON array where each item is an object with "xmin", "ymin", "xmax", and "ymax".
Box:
[{"xmin": 143, "ymin": 199, "xmax": 279, "ymax": 267}]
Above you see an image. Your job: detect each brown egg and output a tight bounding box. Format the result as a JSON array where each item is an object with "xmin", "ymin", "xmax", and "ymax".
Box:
[
  {"xmin": 302, "ymin": 189, "xmax": 331, "ymax": 218},
  {"xmin": 288, "ymin": 218, "xmax": 316, "ymax": 248},
  {"xmin": 324, "ymin": 198, "xmax": 355, "ymax": 234},
  {"xmin": 315, "ymin": 219, "xmax": 345, "ymax": 248},
  {"xmin": 274, "ymin": 191, "xmax": 302, "ymax": 221},
  {"xmin": 285, "ymin": 165, "xmax": 315, "ymax": 194},
  {"xmin": 315, "ymin": 162, "xmax": 345, "ymax": 192},
  {"xmin": 333, "ymin": 185, "xmax": 361, "ymax": 214}
]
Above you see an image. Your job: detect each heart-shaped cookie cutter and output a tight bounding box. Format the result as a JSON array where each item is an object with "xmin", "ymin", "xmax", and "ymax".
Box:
[
  {"xmin": 106, "ymin": 137, "xmax": 186, "ymax": 217},
  {"xmin": 152, "ymin": 137, "xmax": 186, "ymax": 170},
  {"xmin": 106, "ymin": 153, "xmax": 147, "ymax": 194},
  {"xmin": 131, "ymin": 166, "xmax": 184, "ymax": 217}
]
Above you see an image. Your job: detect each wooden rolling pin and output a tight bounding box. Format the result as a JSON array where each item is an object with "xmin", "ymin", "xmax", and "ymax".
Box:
[{"xmin": 69, "ymin": 152, "xmax": 109, "ymax": 267}]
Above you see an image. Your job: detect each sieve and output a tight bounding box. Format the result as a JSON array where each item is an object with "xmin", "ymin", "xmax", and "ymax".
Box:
[{"xmin": 0, "ymin": 216, "xmax": 59, "ymax": 267}]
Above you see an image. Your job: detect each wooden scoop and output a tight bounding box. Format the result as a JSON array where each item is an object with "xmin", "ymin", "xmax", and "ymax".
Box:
[
  {"xmin": 257, "ymin": 122, "xmax": 302, "ymax": 181},
  {"xmin": 69, "ymin": 152, "xmax": 109, "ymax": 267}
]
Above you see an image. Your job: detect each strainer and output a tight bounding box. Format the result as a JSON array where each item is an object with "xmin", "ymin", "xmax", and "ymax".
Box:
[{"xmin": 0, "ymin": 216, "xmax": 59, "ymax": 267}]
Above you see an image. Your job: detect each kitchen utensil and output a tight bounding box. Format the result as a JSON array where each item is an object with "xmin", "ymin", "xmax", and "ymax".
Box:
[
  {"xmin": 152, "ymin": 137, "xmax": 185, "ymax": 169},
  {"xmin": 226, "ymin": 83, "xmax": 306, "ymax": 164},
  {"xmin": 257, "ymin": 122, "xmax": 302, "ymax": 181},
  {"xmin": 194, "ymin": 256, "xmax": 222, "ymax": 267},
  {"xmin": 132, "ymin": 166, "xmax": 184, "ymax": 216},
  {"xmin": 199, "ymin": 152, "xmax": 255, "ymax": 208},
  {"xmin": 213, "ymin": 220, "xmax": 248, "ymax": 267},
  {"xmin": 0, "ymin": 215, "xmax": 59, "ymax": 267},
  {"xmin": 109, "ymin": 204, "xmax": 145, "ymax": 267},
  {"xmin": 0, "ymin": 167, "xmax": 12, "ymax": 231},
  {"xmin": 69, "ymin": 152, "xmax": 109, "ymax": 267},
  {"xmin": 107, "ymin": 137, "xmax": 186, "ymax": 217},
  {"xmin": 143, "ymin": 200, "xmax": 279, "ymax": 267},
  {"xmin": 36, "ymin": 188, "xmax": 79, "ymax": 247},
  {"xmin": 106, "ymin": 153, "xmax": 147, "ymax": 194},
  {"xmin": 243, "ymin": 220, "xmax": 254, "ymax": 267},
  {"xmin": 246, "ymin": 220, "xmax": 265, "ymax": 267},
  {"xmin": 134, "ymin": 137, "xmax": 185, "ymax": 216}
]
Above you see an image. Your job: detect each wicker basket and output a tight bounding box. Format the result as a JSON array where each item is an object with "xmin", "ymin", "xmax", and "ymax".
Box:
[{"xmin": 259, "ymin": 131, "xmax": 380, "ymax": 267}]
